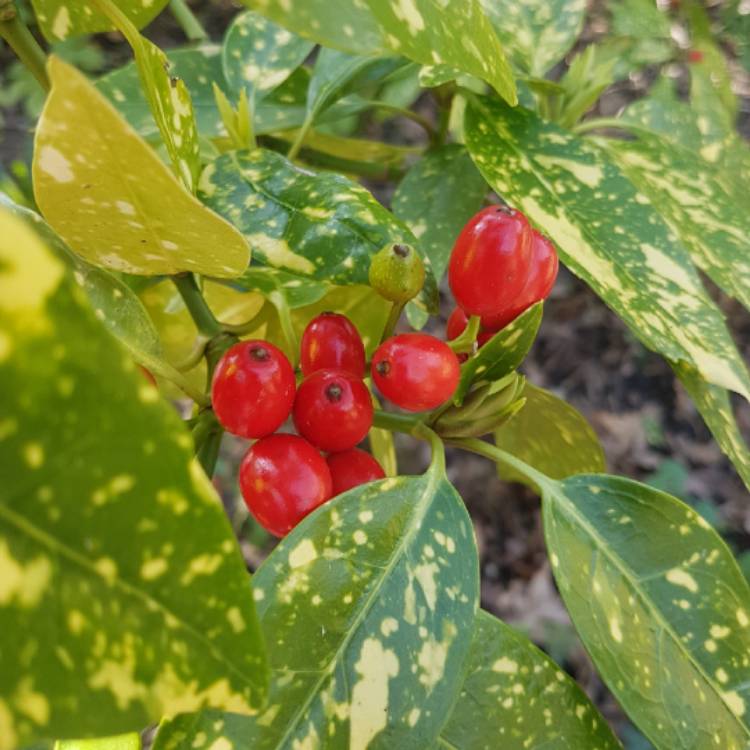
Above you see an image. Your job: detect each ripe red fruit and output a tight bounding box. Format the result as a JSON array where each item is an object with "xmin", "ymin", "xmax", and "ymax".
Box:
[
  {"xmin": 481, "ymin": 230, "xmax": 559, "ymax": 331},
  {"xmin": 372, "ymin": 333, "xmax": 460, "ymax": 412},
  {"xmin": 327, "ymin": 448, "xmax": 385, "ymax": 496},
  {"xmin": 448, "ymin": 205, "xmax": 533, "ymax": 318},
  {"xmin": 688, "ymin": 49, "xmax": 703, "ymax": 64},
  {"xmin": 211, "ymin": 340, "xmax": 295, "ymax": 439},
  {"xmin": 446, "ymin": 307, "xmax": 494, "ymax": 353},
  {"xmin": 293, "ymin": 369, "xmax": 374, "ymax": 452},
  {"xmin": 300, "ymin": 312, "xmax": 366, "ymax": 377},
  {"xmin": 239, "ymin": 434, "xmax": 332, "ymax": 537}
]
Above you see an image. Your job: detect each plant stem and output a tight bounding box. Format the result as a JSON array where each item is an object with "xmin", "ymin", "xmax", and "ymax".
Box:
[
  {"xmin": 381, "ymin": 300, "xmax": 405, "ymax": 343},
  {"xmin": 372, "ymin": 409, "xmax": 421, "ymax": 434},
  {"xmin": 0, "ymin": 5, "xmax": 49, "ymax": 91},
  {"xmin": 364, "ymin": 100, "xmax": 437, "ymax": 142},
  {"xmin": 447, "ymin": 315, "xmax": 480, "ymax": 353},
  {"xmin": 169, "ymin": 0, "xmax": 207, "ymax": 41},
  {"xmin": 173, "ymin": 274, "xmax": 223, "ymax": 339},
  {"xmin": 447, "ymin": 437, "xmax": 551, "ymax": 491},
  {"xmin": 287, "ymin": 112, "xmax": 314, "ymax": 160},
  {"xmin": 192, "ymin": 409, "xmax": 223, "ymax": 477}
]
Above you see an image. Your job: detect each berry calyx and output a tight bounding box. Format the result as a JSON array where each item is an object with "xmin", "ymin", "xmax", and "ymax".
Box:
[
  {"xmin": 239, "ymin": 434, "xmax": 332, "ymax": 537},
  {"xmin": 211, "ymin": 339, "xmax": 295, "ymax": 439},
  {"xmin": 448, "ymin": 205, "xmax": 533, "ymax": 318},
  {"xmin": 446, "ymin": 307, "xmax": 495, "ymax": 351},
  {"xmin": 327, "ymin": 448, "xmax": 385, "ymax": 496},
  {"xmin": 368, "ymin": 242, "xmax": 425, "ymax": 303},
  {"xmin": 300, "ymin": 312, "xmax": 366, "ymax": 378},
  {"xmin": 481, "ymin": 230, "xmax": 559, "ymax": 331},
  {"xmin": 371, "ymin": 333, "xmax": 460, "ymax": 412},
  {"xmin": 293, "ymin": 369, "xmax": 374, "ymax": 452}
]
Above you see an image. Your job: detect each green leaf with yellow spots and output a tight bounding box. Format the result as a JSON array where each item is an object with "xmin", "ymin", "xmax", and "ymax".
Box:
[
  {"xmin": 392, "ymin": 145, "xmax": 487, "ymax": 284},
  {"xmin": 29, "ymin": 0, "xmax": 168, "ymax": 41},
  {"xmin": 93, "ymin": 3, "xmax": 201, "ymax": 193},
  {"xmin": 153, "ymin": 461, "xmax": 479, "ymax": 749},
  {"xmin": 33, "ymin": 57, "xmax": 249, "ymax": 278},
  {"xmin": 464, "ymin": 96, "xmax": 750, "ymax": 401},
  {"xmin": 602, "ymin": 129, "xmax": 750, "ymax": 313},
  {"xmin": 543, "ymin": 474, "xmax": 750, "ymax": 750},
  {"xmin": 454, "ymin": 303, "xmax": 542, "ymax": 405},
  {"xmin": 0, "ymin": 207, "xmax": 268, "ymax": 748},
  {"xmin": 242, "ymin": 0, "xmax": 516, "ymax": 103},
  {"xmin": 494, "ymin": 382, "xmax": 605, "ymax": 489},
  {"xmin": 672, "ymin": 362, "xmax": 750, "ymax": 493},
  {"xmin": 198, "ymin": 148, "xmax": 439, "ymax": 312},
  {"xmin": 222, "ymin": 10, "xmax": 314, "ymax": 106},
  {"xmin": 436, "ymin": 610, "xmax": 622, "ymax": 749},
  {"xmin": 478, "ymin": 0, "xmax": 587, "ymax": 76}
]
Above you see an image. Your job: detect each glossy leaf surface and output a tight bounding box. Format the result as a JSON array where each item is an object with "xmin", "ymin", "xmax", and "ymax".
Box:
[{"xmin": 544, "ymin": 474, "xmax": 750, "ymax": 749}]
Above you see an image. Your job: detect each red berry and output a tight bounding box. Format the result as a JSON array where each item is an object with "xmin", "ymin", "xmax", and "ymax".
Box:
[
  {"xmin": 139, "ymin": 366, "xmax": 157, "ymax": 387},
  {"xmin": 211, "ymin": 340, "xmax": 295, "ymax": 439},
  {"xmin": 300, "ymin": 312, "xmax": 366, "ymax": 378},
  {"xmin": 448, "ymin": 205, "xmax": 533, "ymax": 318},
  {"xmin": 481, "ymin": 230, "xmax": 559, "ymax": 331},
  {"xmin": 327, "ymin": 448, "xmax": 385, "ymax": 496},
  {"xmin": 688, "ymin": 49, "xmax": 703, "ymax": 64},
  {"xmin": 239, "ymin": 434, "xmax": 332, "ymax": 537},
  {"xmin": 372, "ymin": 333, "xmax": 460, "ymax": 411},
  {"xmin": 293, "ymin": 369, "xmax": 373, "ymax": 452},
  {"xmin": 446, "ymin": 307, "xmax": 469, "ymax": 341}
]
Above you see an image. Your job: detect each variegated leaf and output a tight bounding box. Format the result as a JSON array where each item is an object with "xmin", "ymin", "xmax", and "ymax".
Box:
[
  {"xmin": 464, "ymin": 96, "xmax": 750, "ymax": 400},
  {"xmin": 0, "ymin": 207, "xmax": 267, "ymax": 748},
  {"xmin": 95, "ymin": 6, "xmax": 201, "ymax": 192},
  {"xmin": 222, "ymin": 10, "xmax": 314, "ymax": 104},
  {"xmin": 33, "ymin": 57, "xmax": 249, "ymax": 278},
  {"xmin": 672, "ymin": 361, "xmax": 750, "ymax": 493},
  {"xmin": 495, "ymin": 382, "xmax": 605, "ymax": 488},
  {"xmin": 241, "ymin": 0, "xmax": 516, "ymax": 103},
  {"xmin": 478, "ymin": 0, "xmax": 586, "ymax": 76},
  {"xmin": 153, "ymin": 460, "xmax": 479, "ymax": 749},
  {"xmin": 543, "ymin": 474, "xmax": 750, "ymax": 749},
  {"xmin": 436, "ymin": 610, "xmax": 621, "ymax": 749},
  {"xmin": 198, "ymin": 148, "xmax": 438, "ymax": 311},
  {"xmin": 454, "ymin": 303, "xmax": 542, "ymax": 405},
  {"xmin": 602, "ymin": 129, "xmax": 750, "ymax": 312},
  {"xmin": 29, "ymin": 0, "xmax": 168, "ymax": 41}
]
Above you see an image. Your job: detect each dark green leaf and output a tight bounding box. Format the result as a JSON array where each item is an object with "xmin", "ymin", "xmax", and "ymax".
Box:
[
  {"xmin": 0, "ymin": 207, "xmax": 267, "ymax": 747},
  {"xmin": 392, "ymin": 145, "xmax": 487, "ymax": 283},
  {"xmin": 198, "ymin": 148, "xmax": 438, "ymax": 311},
  {"xmin": 437, "ymin": 610, "xmax": 621, "ymax": 749},
  {"xmin": 29, "ymin": 0, "xmax": 168, "ymax": 41},
  {"xmin": 479, "ymin": 0, "xmax": 586, "ymax": 76},
  {"xmin": 543, "ymin": 473, "xmax": 750, "ymax": 749},
  {"xmin": 495, "ymin": 382, "xmax": 606, "ymax": 488},
  {"xmin": 222, "ymin": 10, "xmax": 314, "ymax": 104},
  {"xmin": 243, "ymin": 0, "xmax": 517, "ymax": 103},
  {"xmin": 464, "ymin": 96, "xmax": 750, "ymax": 401},
  {"xmin": 454, "ymin": 303, "xmax": 542, "ymax": 405},
  {"xmin": 154, "ymin": 460, "xmax": 479, "ymax": 749}
]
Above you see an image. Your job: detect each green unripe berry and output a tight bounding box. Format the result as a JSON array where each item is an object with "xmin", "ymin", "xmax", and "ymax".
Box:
[{"xmin": 368, "ymin": 242, "xmax": 425, "ymax": 303}]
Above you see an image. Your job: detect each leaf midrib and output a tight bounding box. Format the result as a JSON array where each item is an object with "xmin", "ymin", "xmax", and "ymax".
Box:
[
  {"xmin": 546, "ymin": 480, "xmax": 750, "ymax": 740},
  {"xmin": 268, "ymin": 469, "xmax": 442, "ymax": 748},
  {"xmin": 0, "ymin": 500, "xmax": 263, "ymax": 695}
]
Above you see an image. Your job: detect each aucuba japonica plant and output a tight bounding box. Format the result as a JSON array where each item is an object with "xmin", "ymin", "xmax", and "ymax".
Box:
[{"xmin": 1, "ymin": 0, "xmax": 749, "ymax": 748}]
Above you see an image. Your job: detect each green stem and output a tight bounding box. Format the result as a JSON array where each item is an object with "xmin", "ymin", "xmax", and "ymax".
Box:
[
  {"xmin": 381, "ymin": 300, "xmax": 405, "ymax": 343},
  {"xmin": 287, "ymin": 112, "xmax": 315, "ymax": 160},
  {"xmin": 173, "ymin": 274, "xmax": 223, "ymax": 339},
  {"xmin": 372, "ymin": 409, "xmax": 421, "ymax": 434},
  {"xmin": 414, "ymin": 423, "xmax": 446, "ymax": 475},
  {"xmin": 169, "ymin": 0, "xmax": 208, "ymax": 41},
  {"xmin": 173, "ymin": 336, "xmax": 210, "ymax": 372},
  {"xmin": 447, "ymin": 437, "xmax": 552, "ymax": 491},
  {"xmin": 158, "ymin": 363, "xmax": 211, "ymax": 406},
  {"xmin": 363, "ymin": 100, "xmax": 437, "ymax": 142},
  {"xmin": 573, "ymin": 117, "xmax": 635, "ymax": 135},
  {"xmin": 192, "ymin": 409, "xmax": 223, "ymax": 477},
  {"xmin": 269, "ymin": 292, "xmax": 298, "ymax": 365},
  {"xmin": 0, "ymin": 6, "xmax": 49, "ymax": 91},
  {"xmin": 448, "ymin": 315, "xmax": 480, "ymax": 354}
]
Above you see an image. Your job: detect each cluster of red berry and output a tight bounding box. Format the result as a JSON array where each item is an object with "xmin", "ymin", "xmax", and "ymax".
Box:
[
  {"xmin": 210, "ymin": 313, "xmax": 461, "ymax": 536},
  {"xmin": 209, "ymin": 204, "xmax": 557, "ymax": 539},
  {"xmin": 446, "ymin": 205, "xmax": 558, "ymax": 352}
]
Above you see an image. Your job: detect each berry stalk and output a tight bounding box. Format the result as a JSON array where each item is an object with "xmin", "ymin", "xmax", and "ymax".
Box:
[{"xmin": 0, "ymin": 1, "xmax": 49, "ymax": 91}]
